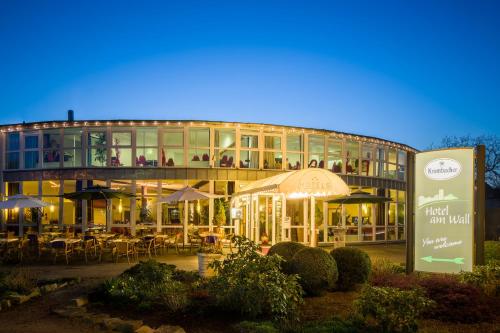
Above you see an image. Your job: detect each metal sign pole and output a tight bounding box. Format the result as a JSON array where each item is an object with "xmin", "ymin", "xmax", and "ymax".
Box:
[{"xmin": 475, "ymin": 145, "xmax": 486, "ymax": 265}]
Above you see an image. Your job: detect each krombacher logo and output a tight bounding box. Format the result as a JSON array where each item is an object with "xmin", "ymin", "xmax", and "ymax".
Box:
[{"xmin": 424, "ymin": 158, "xmax": 462, "ymax": 181}]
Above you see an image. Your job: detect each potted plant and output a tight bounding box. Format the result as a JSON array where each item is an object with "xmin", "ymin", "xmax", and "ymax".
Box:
[{"xmin": 197, "ymin": 246, "xmax": 223, "ymax": 278}]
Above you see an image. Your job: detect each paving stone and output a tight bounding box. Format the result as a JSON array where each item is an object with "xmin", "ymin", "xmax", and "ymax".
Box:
[
  {"xmin": 8, "ymin": 294, "xmax": 31, "ymax": 305},
  {"xmin": 154, "ymin": 325, "xmax": 186, "ymax": 333},
  {"xmin": 41, "ymin": 283, "xmax": 59, "ymax": 293}
]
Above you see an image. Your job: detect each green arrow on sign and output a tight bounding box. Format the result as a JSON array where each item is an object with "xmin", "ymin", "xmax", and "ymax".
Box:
[{"xmin": 421, "ymin": 256, "xmax": 464, "ymax": 265}]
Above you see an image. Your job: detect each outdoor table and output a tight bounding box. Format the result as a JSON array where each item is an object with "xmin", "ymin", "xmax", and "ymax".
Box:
[
  {"xmin": 50, "ymin": 238, "xmax": 81, "ymax": 245},
  {"xmin": 199, "ymin": 232, "xmax": 222, "ymax": 247},
  {"xmin": 0, "ymin": 237, "xmax": 20, "ymax": 245},
  {"xmin": 41, "ymin": 232, "xmax": 63, "ymax": 239}
]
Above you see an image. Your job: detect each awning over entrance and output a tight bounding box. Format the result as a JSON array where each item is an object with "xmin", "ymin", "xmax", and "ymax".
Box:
[{"xmin": 235, "ymin": 168, "xmax": 350, "ymax": 198}]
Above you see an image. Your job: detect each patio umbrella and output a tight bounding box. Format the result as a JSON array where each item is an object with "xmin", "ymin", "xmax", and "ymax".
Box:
[
  {"xmin": 0, "ymin": 194, "xmax": 51, "ymax": 209},
  {"xmin": 63, "ymin": 185, "xmax": 135, "ymax": 200},
  {"xmin": 63, "ymin": 185, "xmax": 135, "ymax": 231},
  {"xmin": 327, "ymin": 190, "xmax": 392, "ymax": 204},
  {"xmin": 157, "ymin": 186, "xmax": 223, "ymax": 244}
]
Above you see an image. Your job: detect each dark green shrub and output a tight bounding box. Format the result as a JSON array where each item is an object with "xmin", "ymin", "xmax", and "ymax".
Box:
[
  {"xmin": 267, "ymin": 241, "xmax": 306, "ymax": 272},
  {"xmin": 290, "ymin": 247, "xmax": 338, "ymax": 296},
  {"xmin": 0, "ymin": 268, "xmax": 37, "ymax": 296},
  {"xmin": 458, "ymin": 261, "xmax": 500, "ymax": 297},
  {"xmin": 331, "ymin": 247, "xmax": 371, "ymax": 290},
  {"xmin": 101, "ymin": 260, "xmax": 189, "ymax": 312},
  {"xmin": 355, "ymin": 286, "xmax": 434, "ymax": 333},
  {"xmin": 484, "ymin": 241, "xmax": 500, "ymax": 264},
  {"xmin": 234, "ymin": 321, "xmax": 279, "ymax": 333},
  {"xmin": 209, "ymin": 236, "xmax": 303, "ymax": 323}
]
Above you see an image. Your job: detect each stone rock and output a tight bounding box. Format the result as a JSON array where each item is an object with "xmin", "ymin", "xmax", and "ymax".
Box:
[
  {"xmin": 29, "ymin": 288, "xmax": 41, "ymax": 298},
  {"xmin": 1, "ymin": 299, "xmax": 11, "ymax": 309},
  {"xmin": 52, "ymin": 306, "xmax": 86, "ymax": 318},
  {"xmin": 8, "ymin": 294, "xmax": 31, "ymax": 305},
  {"xmin": 41, "ymin": 283, "xmax": 58, "ymax": 294},
  {"xmin": 85, "ymin": 313, "xmax": 110, "ymax": 326},
  {"xmin": 136, "ymin": 325, "xmax": 155, "ymax": 333},
  {"xmin": 101, "ymin": 317, "xmax": 142, "ymax": 332},
  {"xmin": 155, "ymin": 325, "xmax": 186, "ymax": 333},
  {"xmin": 72, "ymin": 296, "xmax": 88, "ymax": 307},
  {"xmin": 101, "ymin": 317, "xmax": 125, "ymax": 331}
]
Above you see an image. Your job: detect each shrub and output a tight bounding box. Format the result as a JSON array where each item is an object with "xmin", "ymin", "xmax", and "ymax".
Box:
[
  {"xmin": 458, "ymin": 262, "xmax": 500, "ymax": 297},
  {"xmin": 267, "ymin": 241, "xmax": 306, "ymax": 273},
  {"xmin": 484, "ymin": 241, "xmax": 500, "ymax": 264},
  {"xmin": 290, "ymin": 247, "xmax": 338, "ymax": 296},
  {"xmin": 355, "ymin": 286, "xmax": 434, "ymax": 333},
  {"xmin": 300, "ymin": 317, "xmax": 369, "ymax": 333},
  {"xmin": 0, "ymin": 268, "xmax": 37, "ymax": 296},
  {"xmin": 331, "ymin": 247, "xmax": 371, "ymax": 290},
  {"xmin": 101, "ymin": 260, "xmax": 189, "ymax": 312},
  {"xmin": 209, "ymin": 236, "xmax": 303, "ymax": 323},
  {"xmin": 234, "ymin": 321, "xmax": 279, "ymax": 333},
  {"xmin": 371, "ymin": 258, "xmax": 406, "ymax": 276},
  {"xmin": 370, "ymin": 271, "xmax": 420, "ymax": 290},
  {"xmin": 418, "ymin": 274, "xmax": 493, "ymax": 323}
]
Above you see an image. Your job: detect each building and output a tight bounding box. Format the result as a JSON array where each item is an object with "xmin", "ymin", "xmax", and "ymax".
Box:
[{"xmin": 0, "ymin": 112, "xmax": 416, "ymax": 245}]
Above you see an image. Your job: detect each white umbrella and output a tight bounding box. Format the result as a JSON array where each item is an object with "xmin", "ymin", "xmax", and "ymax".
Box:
[
  {"xmin": 0, "ymin": 194, "xmax": 51, "ymax": 209},
  {"xmin": 157, "ymin": 187, "xmax": 223, "ymax": 244}
]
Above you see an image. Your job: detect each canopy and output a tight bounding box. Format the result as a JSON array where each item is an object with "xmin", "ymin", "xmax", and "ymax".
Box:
[
  {"xmin": 157, "ymin": 186, "xmax": 223, "ymax": 204},
  {"xmin": 236, "ymin": 168, "xmax": 350, "ymax": 198},
  {"xmin": 0, "ymin": 194, "xmax": 52, "ymax": 209},
  {"xmin": 63, "ymin": 185, "xmax": 135, "ymax": 200},
  {"xmin": 328, "ymin": 190, "xmax": 392, "ymax": 204}
]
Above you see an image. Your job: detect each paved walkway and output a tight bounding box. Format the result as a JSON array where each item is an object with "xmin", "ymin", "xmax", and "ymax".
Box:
[{"xmin": 0, "ymin": 243, "xmax": 406, "ymax": 280}]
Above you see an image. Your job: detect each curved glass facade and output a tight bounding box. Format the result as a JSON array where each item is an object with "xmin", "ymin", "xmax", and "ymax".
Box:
[{"xmin": 0, "ymin": 120, "xmax": 414, "ymax": 244}]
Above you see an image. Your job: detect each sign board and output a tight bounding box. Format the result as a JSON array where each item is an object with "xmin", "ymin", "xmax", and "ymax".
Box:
[{"xmin": 414, "ymin": 148, "xmax": 474, "ymax": 273}]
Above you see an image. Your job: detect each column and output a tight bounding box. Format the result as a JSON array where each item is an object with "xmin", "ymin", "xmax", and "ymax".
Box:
[
  {"xmin": 303, "ymin": 197, "xmax": 308, "ymax": 243},
  {"xmin": 310, "ymin": 196, "xmax": 316, "ymax": 246},
  {"xmin": 156, "ymin": 180, "xmax": 162, "ymax": 233},
  {"xmin": 208, "ymin": 180, "xmax": 214, "ymax": 231},
  {"xmin": 130, "ymin": 181, "xmax": 136, "ymax": 236}
]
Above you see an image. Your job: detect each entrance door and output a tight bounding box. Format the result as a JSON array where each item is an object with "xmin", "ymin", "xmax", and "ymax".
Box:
[{"xmin": 286, "ymin": 199, "xmax": 307, "ymax": 243}]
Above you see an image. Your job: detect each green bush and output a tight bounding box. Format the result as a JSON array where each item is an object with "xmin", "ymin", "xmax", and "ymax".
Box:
[
  {"xmin": 234, "ymin": 321, "xmax": 279, "ymax": 333},
  {"xmin": 355, "ymin": 286, "xmax": 434, "ymax": 333},
  {"xmin": 290, "ymin": 247, "xmax": 338, "ymax": 296},
  {"xmin": 209, "ymin": 236, "xmax": 303, "ymax": 323},
  {"xmin": 458, "ymin": 261, "xmax": 500, "ymax": 297},
  {"xmin": 267, "ymin": 241, "xmax": 306, "ymax": 272},
  {"xmin": 101, "ymin": 260, "xmax": 189, "ymax": 312},
  {"xmin": 331, "ymin": 247, "xmax": 371, "ymax": 290},
  {"xmin": 0, "ymin": 268, "xmax": 37, "ymax": 296},
  {"xmin": 371, "ymin": 258, "xmax": 405, "ymax": 276},
  {"xmin": 484, "ymin": 241, "xmax": 500, "ymax": 264}
]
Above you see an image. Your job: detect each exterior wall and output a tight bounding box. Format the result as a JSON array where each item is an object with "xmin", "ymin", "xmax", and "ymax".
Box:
[{"xmin": 0, "ymin": 120, "xmax": 415, "ymax": 241}]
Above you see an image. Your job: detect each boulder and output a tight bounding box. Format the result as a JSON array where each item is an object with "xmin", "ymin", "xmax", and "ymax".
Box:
[
  {"xmin": 136, "ymin": 325, "xmax": 155, "ymax": 333},
  {"xmin": 72, "ymin": 296, "xmax": 88, "ymax": 307},
  {"xmin": 155, "ymin": 325, "xmax": 186, "ymax": 333}
]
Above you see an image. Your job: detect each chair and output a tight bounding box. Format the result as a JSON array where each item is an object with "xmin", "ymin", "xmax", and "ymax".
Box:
[
  {"xmin": 192, "ymin": 155, "xmax": 200, "ymax": 161},
  {"xmin": 188, "ymin": 233, "xmax": 203, "ymax": 253},
  {"xmin": 74, "ymin": 239, "xmax": 95, "ymax": 263},
  {"xmin": 19, "ymin": 239, "xmax": 31, "ymax": 262},
  {"xmin": 227, "ymin": 156, "xmax": 234, "ymax": 167},
  {"xmin": 153, "ymin": 236, "xmax": 165, "ymax": 255},
  {"xmin": 165, "ymin": 232, "xmax": 184, "ymax": 254},
  {"xmin": 114, "ymin": 241, "xmax": 135, "ymax": 264},
  {"xmin": 137, "ymin": 238, "xmax": 154, "ymax": 258},
  {"xmin": 219, "ymin": 232, "xmax": 235, "ymax": 253},
  {"xmin": 202, "ymin": 153, "xmax": 209, "ymax": 161},
  {"xmin": 52, "ymin": 241, "xmax": 73, "ymax": 265},
  {"xmin": 83, "ymin": 235, "xmax": 98, "ymax": 256},
  {"xmin": 318, "ymin": 160, "xmax": 324, "ymax": 168},
  {"xmin": 98, "ymin": 240, "xmax": 116, "ymax": 263}
]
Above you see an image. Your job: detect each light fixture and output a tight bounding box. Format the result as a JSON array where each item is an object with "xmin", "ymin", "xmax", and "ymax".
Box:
[
  {"xmin": 13, "ymin": 207, "xmax": 19, "ymax": 213},
  {"xmin": 50, "ymin": 205, "xmax": 55, "ymax": 213}
]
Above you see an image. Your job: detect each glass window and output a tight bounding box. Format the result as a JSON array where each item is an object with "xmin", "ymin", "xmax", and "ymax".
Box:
[
  {"xmin": 189, "ymin": 128, "xmax": 209, "ymax": 147},
  {"xmin": 88, "ymin": 131, "xmax": 106, "ymax": 146},
  {"xmin": 162, "ymin": 148, "xmax": 184, "ymax": 167},
  {"xmin": 263, "ymin": 151, "xmax": 282, "ymax": 169},
  {"xmin": 63, "ymin": 129, "xmax": 82, "ymax": 148},
  {"xmin": 111, "ymin": 147, "xmax": 132, "ymax": 166},
  {"xmin": 6, "ymin": 152, "xmax": 20, "ymax": 169},
  {"xmin": 286, "ymin": 152, "xmax": 302, "ymax": 170},
  {"xmin": 328, "ymin": 139, "xmax": 342, "ymax": 173},
  {"xmin": 215, "ymin": 149, "xmax": 235, "ymax": 168},
  {"xmin": 136, "ymin": 128, "xmax": 158, "ymax": 147},
  {"xmin": 264, "ymin": 136, "xmax": 281, "ymax": 150},
  {"xmin": 43, "ymin": 130, "xmax": 61, "ymax": 168},
  {"xmin": 136, "ymin": 148, "xmax": 158, "ymax": 167},
  {"xmin": 7, "ymin": 132, "xmax": 20, "ymax": 151},
  {"xmin": 361, "ymin": 144, "xmax": 374, "ymax": 176},
  {"xmin": 63, "ymin": 149, "xmax": 81, "ymax": 167},
  {"xmin": 24, "ymin": 133, "xmax": 39, "ymax": 149},
  {"xmin": 346, "ymin": 141, "xmax": 359, "ymax": 175},
  {"xmin": 388, "ymin": 203, "xmax": 396, "ymax": 225},
  {"xmin": 287, "ymin": 134, "xmax": 302, "ymax": 151},
  {"xmin": 43, "ymin": 130, "xmax": 60, "ymax": 149},
  {"xmin": 189, "ymin": 149, "xmax": 210, "ymax": 167},
  {"xmin": 112, "ymin": 132, "xmax": 131, "ymax": 146},
  {"xmin": 88, "ymin": 148, "xmax": 107, "ymax": 167},
  {"xmin": 308, "ymin": 135, "xmax": 324, "ymax": 168},
  {"xmin": 388, "ymin": 148, "xmax": 397, "ymax": 164},
  {"xmin": 163, "ymin": 130, "xmax": 184, "ymax": 146},
  {"xmin": 24, "ymin": 151, "xmax": 40, "ymax": 169},
  {"xmin": 239, "ymin": 150, "xmax": 259, "ymax": 169},
  {"xmin": 215, "ymin": 129, "xmax": 235, "ymax": 149},
  {"xmin": 241, "ymin": 134, "xmax": 258, "ymax": 149}
]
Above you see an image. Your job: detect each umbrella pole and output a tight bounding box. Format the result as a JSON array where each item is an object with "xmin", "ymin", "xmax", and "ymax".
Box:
[{"xmin": 184, "ymin": 200, "xmax": 189, "ymax": 245}]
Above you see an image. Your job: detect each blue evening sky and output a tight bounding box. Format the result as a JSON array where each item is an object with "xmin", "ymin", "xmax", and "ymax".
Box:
[{"xmin": 1, "ymin": 0, "xmax": 499, "ymax": 149}]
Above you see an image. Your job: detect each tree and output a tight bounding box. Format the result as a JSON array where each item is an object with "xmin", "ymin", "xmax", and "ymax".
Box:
[
  {"xmin": 214, "ymin": 199, "xmax": 226, "ymax": 226},
  {"xmin": 430, "ymin": 135, "xmax": 500, "ymax": 188}
]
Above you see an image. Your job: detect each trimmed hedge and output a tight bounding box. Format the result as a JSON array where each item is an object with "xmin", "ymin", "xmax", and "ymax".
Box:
[
  {"xmin": 290, "ymin": 247, "xmax": 338, "ymax": 296},
  {"xmin": 484, "ymin": 241, "xmax": 500, "ymax": 264},
  {"xmin": 331, "ymin": 247, "xmax": 371, "ymax": 290},
  {"xmin": 267, "ymin": 241, "xmax": 306, "ymax": 273}
]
